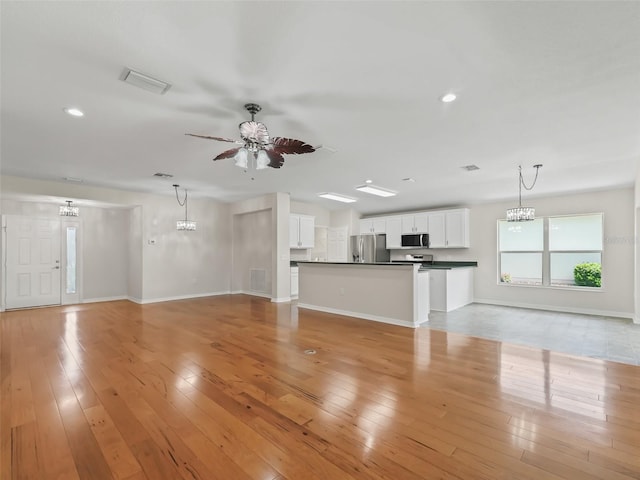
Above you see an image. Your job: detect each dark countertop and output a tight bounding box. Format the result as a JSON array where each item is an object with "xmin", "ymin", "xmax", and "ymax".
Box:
[{"xmin": 294, "ymin": 261, "xmax": 477, "ymax": 270}]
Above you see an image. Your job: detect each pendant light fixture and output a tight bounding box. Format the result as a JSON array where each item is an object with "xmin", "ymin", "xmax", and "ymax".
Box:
[
  {"xmin": 506, "ymin": 164, "xmax": 543, "ymax": 222},
  {"xmin": 173, "ymin": 184, "xmax": 196, "ymax": 231},
  {"xmin": 59, "ymin": 200, "xmax": 79, "ymax": 217}
]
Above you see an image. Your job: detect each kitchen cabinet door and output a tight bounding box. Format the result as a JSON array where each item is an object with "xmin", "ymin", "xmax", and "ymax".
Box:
[
  {"xmin": 427, "ymin": 212, "xmax": 446, "ymax": 248},
  {"xmin": 401, "ymin": 214, "xmax": 416, "ymax": 233},
  {"xmin": 445, "ymin": 209, "xmax": 469, "ymax": 248},
  {"xmin": 360, "ymin": 217, "xmax": 387, "ymax": 234},
  {"xmin": 328, "ymin": 226, "xmax": 348, "ymax": 261},
  {"xmin": 414, "ymin": 213, "xmax": 429, "ymax": 233},
  {"xmin": 385, "ymin": 216, "xmax": 402, "ymax": 248},
  {"xmin": 290, "ymin": 214, "xmax": 315, "ymax": 248},
  {"xmin": 298, "ymin": 215, "xmax": 315, "ymax": 248}
]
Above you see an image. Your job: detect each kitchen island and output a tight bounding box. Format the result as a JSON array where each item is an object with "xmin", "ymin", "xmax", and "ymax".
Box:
[{"xmin": 296, "ymin": 262, "xmax": 430, "ymax": 328}]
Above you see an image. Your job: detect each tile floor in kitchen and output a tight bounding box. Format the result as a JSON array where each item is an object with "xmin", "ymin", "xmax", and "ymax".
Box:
[{"xmin": 425, "ymin": 303, "xmax": 640, "ymax": 366}]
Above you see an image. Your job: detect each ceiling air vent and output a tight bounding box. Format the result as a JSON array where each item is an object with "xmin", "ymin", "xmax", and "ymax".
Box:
[
  {"xmin": 153, "ymin": 172, "xmax": 173, "ymax": 178},
  {"xmin": 461, "ymin": 164, "xmax": 480, "ymax": 171},
  {"xmin": 120, "ymin": 68, "xmax": 171, "ymax": 95}
]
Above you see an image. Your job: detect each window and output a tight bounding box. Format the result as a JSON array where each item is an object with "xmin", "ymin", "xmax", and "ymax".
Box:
[
  {"xmin": 66, "ymin": 226, "xmax": 77, "ymax": 294},
  {"xmin": 498, "ymin": 219, "xmax": 543, "ymax": 285},
  {"xmin": 498, "ymin": 214, "xmax": 603, "ymax": 288}
]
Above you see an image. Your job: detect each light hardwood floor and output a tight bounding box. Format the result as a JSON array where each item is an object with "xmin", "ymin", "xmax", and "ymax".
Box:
[{"xmin": 1, "ymin": 295, "xmax": 639, "ymax": 479}]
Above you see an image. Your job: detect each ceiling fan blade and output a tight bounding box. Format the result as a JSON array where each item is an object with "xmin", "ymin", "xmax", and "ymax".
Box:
[
  {"xmin": 213, "ymin": 147, "xmax": 241, "ymax": 161},
  {"xmin": 271, "ymin": 137, "xmax": 316, "ymax": 155},
  {"xmin": 185, "ymin": 133, "xmax": 242, "ymax": 144},
  {"xmin": 265, "ymin": 149, "xmax": 285, "ymax": 168}
]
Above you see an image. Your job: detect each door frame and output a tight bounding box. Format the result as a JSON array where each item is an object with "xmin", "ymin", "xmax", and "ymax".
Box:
[{"xmin": 1, "ymin": 214, "xmax": 83, "ymax": 311}]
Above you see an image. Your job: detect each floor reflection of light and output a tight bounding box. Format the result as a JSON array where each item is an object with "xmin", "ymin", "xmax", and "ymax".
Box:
[{"xmin": 62, "ymin": 311, "xmax": 82, "ymax": 370}]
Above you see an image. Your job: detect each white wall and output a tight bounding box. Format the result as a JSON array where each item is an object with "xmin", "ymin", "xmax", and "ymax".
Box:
[
  {"xmin": 1, "ymin": 175, "xmax": 232, "ymax": 304},
  {"xmin": 0, "ymin": 199, "xmax": 129, "ymax": 302},
  {"xmin": 291, "ymin": 201, "xmax": 330, "ymax": 226},
  {"xmin": 468, "ymin": 188, "xmax": 635, "ymax": 318},
  {"xmin": 330, "ymin": 208, "xmax": 360, "ymax": 237},
  {"xmin": 231, "ymin": 193, "xmax": 291, "ymax": 301},
  {"xmin": 81, "ymin": 207, "xmax": 129, "ymax": 301},
  {"xmin": 232, "ymin": 210, "xmax": 272, "ymax": 295},
  {"xmin": 128, "ymin": 206, "xmax": 143, "ymax": 301}
]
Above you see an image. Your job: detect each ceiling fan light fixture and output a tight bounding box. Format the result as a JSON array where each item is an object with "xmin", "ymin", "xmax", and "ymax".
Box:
[
  {"xmin": 255, "ymin": 150, "xmax": 270, "ymax": 170},
  {"xmin": 318, "ymin": 192, "xmax": 357, "ymax": 203},
  {"xmin": 355, "ymin": 184, "xmax": 397, "ymax": 197},
  {"xmin": 234, "ymin": 148, "xmax": 249, "ymax": 169}
]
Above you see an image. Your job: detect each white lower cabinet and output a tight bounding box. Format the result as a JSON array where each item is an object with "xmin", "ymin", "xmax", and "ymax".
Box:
[
  {"xmin": 290, "ymin": 267, "xmax": 299, "ymax": 297},
  {"xmin": 428, "ymin": 268, "xmax": 474, "ymax": 312}
]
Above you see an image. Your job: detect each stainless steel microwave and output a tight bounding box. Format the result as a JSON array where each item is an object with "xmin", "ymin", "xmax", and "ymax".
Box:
[{"xmin": 401, "ymin": 233, "xmax": 429, "ymax": 248}]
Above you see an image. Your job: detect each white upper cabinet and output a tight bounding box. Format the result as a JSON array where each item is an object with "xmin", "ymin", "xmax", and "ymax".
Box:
[
  {"xmin": 385, "ymin": 216, "xmax": 402, "ymax": 249},
  {"xmin": 290, "ymin": 214, "xmax": 315, "ymax": 248},
  {"xmin": 359, "ymin": 217, "xmax": 387, "ymax": 234},
  {"xmin": 401, "ymin": 213, "xmax": 429, "ymax": 233},
  {"xmin": 361, "ymin": 208, "xmax": 470, "ymax": 249},
  {"xmin": 427, "ymin": 212, "xmax": 446, "ymax": 248},
  {"xmin": 444, "ymin": 209, "xmax": 470, "ymax": 248}
]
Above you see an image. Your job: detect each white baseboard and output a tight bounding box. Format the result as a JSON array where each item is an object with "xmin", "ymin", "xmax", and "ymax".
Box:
[
  {"xmin": 296, "ymin": 302, "xmax": 423, "ymax": 329},
  {"xmin": 271, "ymin": 296, "xmax": 292, "ymax": 303},
  {"xmin": 82, "ymin": 295, "xmax": 128, "ymax": 304},
  {"xmin": 473, "ymin": 298, "xmax": 634, "ymax": 321},
  {"xmin": 129, "ymin": 290, "xmax": 230, "ymax": 305},
  {"xmin": 231, "ymin": 290, "xmax": 273, "ymax": 299}
]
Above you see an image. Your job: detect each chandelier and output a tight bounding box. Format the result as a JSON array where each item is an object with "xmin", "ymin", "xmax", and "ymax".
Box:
[
  {"xmin": 173, "ymin": 184, "xmax": 196, "ymax": 231},
  {"xmin": 506, "ymin": 164, "xmax": 542, "ymax": 222},
  {"xmin": 59, "ymin": 200, "xmax": 79, "ymax": 217}
]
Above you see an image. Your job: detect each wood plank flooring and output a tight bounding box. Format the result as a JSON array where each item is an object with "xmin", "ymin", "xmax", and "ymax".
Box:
[{"xmin": 1, "ymin": 295, "xmax": 639, "ymax": 479}]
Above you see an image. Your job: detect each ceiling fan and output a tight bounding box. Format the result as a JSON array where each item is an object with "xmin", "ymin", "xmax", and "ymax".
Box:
[{"xmin": 186, "ymin": 103, "xmax": 315, "ymax": 170}]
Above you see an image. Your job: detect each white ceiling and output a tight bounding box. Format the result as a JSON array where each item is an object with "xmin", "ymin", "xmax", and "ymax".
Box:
[{"xmin": 2, "ymin": 1, "xmax": 639, "ymax": 215}]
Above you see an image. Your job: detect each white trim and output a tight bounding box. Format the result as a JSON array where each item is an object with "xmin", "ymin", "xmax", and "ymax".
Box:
[
  {"xmin": 129, "ymin": 290, "xmax": 231, "ymax": 305},
  {"xmin": 230, "ymin": 289, "xmax": 272, "ymax": 299},
  {"xmin": 271, "ymin": 296, "xmax": 291, "ymax": 303},
  {"xmin": 83, "ymin": 295, "xmax": 128, "ymax": 304},
  {"xmin": 473, "ymin": 298, "xmax": 634, "ymax": 320},
  {"xmin": 296, "ymin": 302, "xmax": 425, "ymax": 329}
]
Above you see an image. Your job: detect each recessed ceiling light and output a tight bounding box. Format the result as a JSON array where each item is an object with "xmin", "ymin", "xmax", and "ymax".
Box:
[
  {"xmin": 318, "ymin": 192, "xmax": 357, "ymax": 203},
  {"xmin": 64, "ymin": 107, "xmax": 84, "ymax": 117},
  {"xmin": 365, "ymin": 179, "xmax": 373, "ymax": 184},
  {"xmin": 355, "ymin": 185, "xmax": 397, "ymax": 197},
  {"xmin": 440, "ymin": 93, "xmax": 457, "ymax": 103}
]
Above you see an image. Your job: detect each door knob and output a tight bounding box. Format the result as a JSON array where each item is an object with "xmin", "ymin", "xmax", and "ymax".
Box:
[{"xmin": 53, "ymin": 266, "xmax": 60, "ymax": 269}]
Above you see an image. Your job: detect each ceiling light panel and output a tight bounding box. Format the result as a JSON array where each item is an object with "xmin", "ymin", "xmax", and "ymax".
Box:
[
  {"xmin": 318, "ymin": 192, "xmax": 357, "ymax": 203},
  {"xmin": 355, "ymin": 185, "xmax": 397, "ymax": 197},
  {"xmin": 120, "ymin": 68, "xmax": 171, "ymax": 95}
]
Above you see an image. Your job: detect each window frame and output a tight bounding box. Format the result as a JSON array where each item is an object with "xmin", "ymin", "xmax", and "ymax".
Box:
[{"xmin": 497, "ymin": 213, "xmax": 603, "ymax": 290}]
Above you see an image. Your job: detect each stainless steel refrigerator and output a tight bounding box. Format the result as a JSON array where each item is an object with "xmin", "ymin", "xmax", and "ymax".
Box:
[{"xmin": 350, "ymin": 234, "xmax": 390, "ymax": 263}]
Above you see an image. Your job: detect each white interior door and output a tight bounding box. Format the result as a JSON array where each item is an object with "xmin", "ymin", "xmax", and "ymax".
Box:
[{"xmin": 5, "ymin": 216, "xmax": 62, "ymax": 309}]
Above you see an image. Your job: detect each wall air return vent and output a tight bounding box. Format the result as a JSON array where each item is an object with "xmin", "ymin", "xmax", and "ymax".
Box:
[{"xmin": 120, "ymin": 68, "xmax": 171, "ymax": 95}]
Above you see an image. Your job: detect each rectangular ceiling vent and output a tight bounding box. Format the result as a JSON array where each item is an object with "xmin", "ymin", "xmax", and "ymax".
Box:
[
  {"xmin": 153, "ymin": 172, "xmax": 173, "ymax": 178},
  {"xmin": 120, "ymin": 68, "xmax": 171, "ymax": 95},
  {"xmin": 461, "ymin": 164, "xmax": 480, "ymax": 171}
]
